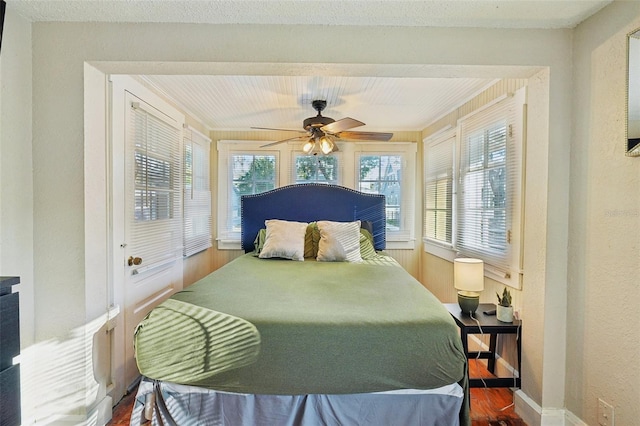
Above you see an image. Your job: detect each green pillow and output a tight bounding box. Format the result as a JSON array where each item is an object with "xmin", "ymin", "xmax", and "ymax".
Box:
[
  {"xmin": 304, "ymin": 222, "xmax": 320, "ymax": 258},
  {"xmin": 359, "ymin": 229, "xmax": 377, "ymax": 260},
  {"xmin": 252, "ymin": 228, "xmax": 267, "ymax": 256}
]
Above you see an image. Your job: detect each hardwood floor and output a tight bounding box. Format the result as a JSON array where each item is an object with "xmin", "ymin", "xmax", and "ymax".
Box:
[
  {"xmin": 108, "ymin": 359, "xmax": 526, "ymax": 425},
  {"xmin": 469, "ymin": 358, "xmax": 526, "ymax": 425}
]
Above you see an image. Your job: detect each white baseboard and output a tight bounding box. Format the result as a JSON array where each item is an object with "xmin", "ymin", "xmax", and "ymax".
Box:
[
  {"xmin": 514, "ymin": 390, "xmax": 587, "ymax": 426},
  {"xmin": 564, "ymin": 410, "xmax": 588, "ymax": 426},
  {"xmin": 515, "ymin": 390, "xmax": 542, "ymax": 425},
  {"xmin": 89, "ymin": 396, "xmax": 113, "ymax": 426},
  {"xmin": 541, "ymin": 409, "xmax": 567, "ymax": 426},
  {"xmin": 49, "ymin": 396, "xmax": 113, "ymax": 426}
]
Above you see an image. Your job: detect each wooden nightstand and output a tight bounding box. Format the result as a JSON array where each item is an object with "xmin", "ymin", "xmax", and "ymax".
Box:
[{"xmin": 444, "ymin": 302, "xmax": 521, "ymax": 388}]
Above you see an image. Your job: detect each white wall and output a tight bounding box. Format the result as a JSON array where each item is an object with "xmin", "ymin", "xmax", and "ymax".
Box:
[
  {"xmin": 0, "ymin": 6, "xmax": 36, "ymax": 424},
  {"xmin": 569, "ymin": 2, "xmax": 640, "ymax": 424},
  {"xmin": 0, "ymin": 1, "xmax": 34, "ymax": 347},
  {"xmin": 8, "ymin": 20, "xmax": 574, "ymax": 423}
]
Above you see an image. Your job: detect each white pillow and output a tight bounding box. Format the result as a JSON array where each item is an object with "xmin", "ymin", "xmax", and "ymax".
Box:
[
  {"xmin": 316, "ymin": 220, "xmax": 362, "ymax": 263},
  {"xmin": 259, "ymin": 219, "xmax": 308, "ymax": 261}
]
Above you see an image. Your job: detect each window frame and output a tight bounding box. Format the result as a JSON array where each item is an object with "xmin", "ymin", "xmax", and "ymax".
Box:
[
  {"xmin": 217, "ymin": 140, "xmax": 416, "ymax": 250},
  {"xmin": 351, "ymin": 144, "xmax": 416, "ymax": 248},
  {"xmin": 217, "ymin": 141, "xmax": 284, "ymax": 249},
  {"xmin": 423, "ymin": 88, "xmax": 526, "ymax": 289}
]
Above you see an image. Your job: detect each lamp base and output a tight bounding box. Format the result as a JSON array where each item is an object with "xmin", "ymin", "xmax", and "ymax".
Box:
[{"xmin": 457, "ymin": 291, "xmax": 480, "ymax": 315}]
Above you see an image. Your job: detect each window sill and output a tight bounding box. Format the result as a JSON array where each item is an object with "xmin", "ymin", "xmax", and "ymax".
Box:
[
  {"xmin": 422, "ymin": 239, "xmax": 456, "ymax": 262},
  {"xmin": 422, "ymin": 239, "xmax": 522, "ymax": 289},
  {"xmin": 217, "ymin": 239, "xmax": 243, "ymax": 251},
  {"xmin": 385, "ymin": 239, "xmax": 416, "ymax": 250}
]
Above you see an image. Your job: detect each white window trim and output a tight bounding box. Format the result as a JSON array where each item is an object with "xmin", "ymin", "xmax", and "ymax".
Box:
[
  {"xmin": 423, "ymin": 87, "xmax": 526, "ymax": 289},
  {"xmin": 348, "ymin": 142, "xmax": 417, "ymax": 250},
  {"xmin": 217, "ymin": 140, "xmax": 288, "ymax": 250},
  {"xmin": 217, "ymin": 140, "xmax": 417, "ymax": 251}
]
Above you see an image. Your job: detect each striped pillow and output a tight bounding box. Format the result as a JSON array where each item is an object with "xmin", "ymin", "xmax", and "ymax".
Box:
[
  {"xmin": 316, "ymin": 220, "xmax": 362, "ymax": 262},
  {"xmin": 359, "ymin": 230, "xmax": 377, "ymax": 260}
]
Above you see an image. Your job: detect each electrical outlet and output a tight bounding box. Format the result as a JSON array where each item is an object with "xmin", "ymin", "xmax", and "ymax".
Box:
[{"xmin": 597, "ymin": 398, "xmax": 614, "ymax": 426}]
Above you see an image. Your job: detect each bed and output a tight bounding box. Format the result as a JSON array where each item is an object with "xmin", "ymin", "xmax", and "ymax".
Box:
[{"xmin": 129, "ymin": 184, "xmax": 469, "ymax": 425}]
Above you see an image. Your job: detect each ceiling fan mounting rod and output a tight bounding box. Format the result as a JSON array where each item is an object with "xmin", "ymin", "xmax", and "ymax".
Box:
[{"xmin": 311, "ymin": 100, "xmax": 327, "ymax": 115}]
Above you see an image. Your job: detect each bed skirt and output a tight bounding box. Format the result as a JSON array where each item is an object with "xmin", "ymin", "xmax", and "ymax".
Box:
[{"xmin": 129, "ymin": 378, "xmax": 464, "ymax": 426}]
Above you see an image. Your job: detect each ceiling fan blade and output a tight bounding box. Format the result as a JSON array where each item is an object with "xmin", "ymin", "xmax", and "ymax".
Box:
[
  {"xmin": 260, "ymin": 135, "xmax": 308, "ymax": 148},
  {"xmin": 335, "ymin": 131, "xmax": 394, "ymax": 142},
  {"xmin": 251, "ymin": 126, "xmax": 307, "ymax": 134},
  {"xmin": 321, "ymin": 117, "xmax": 364, "ymax": 134}
]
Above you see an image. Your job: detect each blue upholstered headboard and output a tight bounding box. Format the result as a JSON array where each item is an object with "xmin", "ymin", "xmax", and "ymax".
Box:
[{"xmin": 241, "ymin": 184, "xmax": 386, "ymax": 253}]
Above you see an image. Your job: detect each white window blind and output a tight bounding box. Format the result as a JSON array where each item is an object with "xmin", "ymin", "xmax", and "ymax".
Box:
[
  {"xmin": 183, "ymin": 126, "xmax": 212, "ymax": 257},
  {"xmin": 457, "ymin": 95, "xmax": 517, "ymax": 273},
  {"xmin": 424, "ymin": 131, "xmax": 455, "ymax": 246},
  {"xmin": 128, "ymin": 102, "xmax": 183, "ymax": 270}
]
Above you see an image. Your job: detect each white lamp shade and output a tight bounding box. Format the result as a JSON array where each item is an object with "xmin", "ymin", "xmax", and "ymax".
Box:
[{"xmin": 453, "ymin": 258, "xmax": 484, "ymax": 292}]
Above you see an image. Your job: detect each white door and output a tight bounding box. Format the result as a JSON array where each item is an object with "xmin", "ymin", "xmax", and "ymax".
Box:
[{"xmin": 110, "ymin": 76, "xmax": 185, "ymax": 397}]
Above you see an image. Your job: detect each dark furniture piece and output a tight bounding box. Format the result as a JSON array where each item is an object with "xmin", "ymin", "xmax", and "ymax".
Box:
[
  {"xmin": 0, "ymin": 276, "xmax": 20, "ymax": 426},
  {"xmin": 444, "ymin": 302, "xmax": 521, "ymax": 389}
]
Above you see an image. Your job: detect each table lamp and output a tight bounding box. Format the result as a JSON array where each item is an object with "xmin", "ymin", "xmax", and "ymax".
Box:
[{"xmin": 454, "ymin": 258, "xmax": 484, "ymax": 314}]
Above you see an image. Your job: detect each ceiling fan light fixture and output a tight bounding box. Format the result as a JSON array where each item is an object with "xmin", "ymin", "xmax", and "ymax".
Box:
[
  {"xmin": 319, "ymin": 135, "xmax": 334, "ymax": 155},
  {"xmin": 302, "ymin": 138, "xmax": 316, "ymax": 154}
]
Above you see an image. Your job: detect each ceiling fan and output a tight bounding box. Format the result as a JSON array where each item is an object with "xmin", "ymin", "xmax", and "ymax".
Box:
[{"xmin": 253, "ymin": 100, "xmax": 393, "ymax": 154}]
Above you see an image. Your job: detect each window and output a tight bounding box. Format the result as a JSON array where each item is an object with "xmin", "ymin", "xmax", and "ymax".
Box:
[
  {"xmin": 295, "ymin": 154, "xmax": 339, "ymax": 184},
  {"xmin": 183, "ymin": 126, "xmax": 212, "ymax": 257},
  {"xmin": 128, "ymin": 100, "xmax": 183, "ymax": 268},
  {"xmin": 218, "ymin": 140, "xmax": 415, "ymax": 250},
  {"xmin": 458, "ymin": 120, "xmax": 508, "ymax": 264},
  {"xmin": 231, "ymin": 154, "xmax": 277, "ymax": 230},
  {"xmin": 353, "ymin": 144, "xmax": 416, "ymax": 247},
  {"xmin": 423, "ymin": 88, "xmax": 525, "ymax": 288},
  {"xmin": 357, "ymin": 155, "xmax": 402, "ymax": 231},
  {"xmin": 217, "ymin": 141, "xmax": 279, "ymax": 248},
  {"xmin": 424, "ymin": 130, "xmax": 455, "ymax": 246}
]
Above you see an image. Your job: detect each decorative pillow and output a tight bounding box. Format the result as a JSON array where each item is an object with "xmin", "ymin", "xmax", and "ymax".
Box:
[
  {"xmin": 304, "ymin": 222, "xmax": 320, "ymax": 258},
  {"xmin": 259, "ymin": 219, "xmax": 308, "ymax": 261},
  {"xmin": 359, "ymin": 229, "xmax": 377, "ymax": 260},
  {"xmin": 360, "ymin": 220, "xmax": 374, "ymax": 240},
  {"xmin": 252, "ymin": 228, "xmax": 267, "ymax": 256},
  {"xmin": 316, "ymin": 220, "xmax": 363, "ymax": 262}
]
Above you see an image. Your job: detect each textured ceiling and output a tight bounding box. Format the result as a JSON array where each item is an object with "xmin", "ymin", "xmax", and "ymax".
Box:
[
  {"xmin": 10, "ymin": 0, "xmax": 612, "ymax": 29},
  {"xmin": 9, "ymin": 0, "xmax": 611, "ymax": 132}
]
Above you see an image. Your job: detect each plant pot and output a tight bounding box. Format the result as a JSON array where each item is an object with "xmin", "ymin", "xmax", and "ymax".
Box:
[{"xmin": 497, "ymin": 305, "xmax": 514, "ymax": 323}]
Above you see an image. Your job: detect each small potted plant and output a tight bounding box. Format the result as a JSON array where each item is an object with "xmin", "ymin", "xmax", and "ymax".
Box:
[{"xmin": 496, "ymin": 287, "xmax": 514, "ymax": 323}]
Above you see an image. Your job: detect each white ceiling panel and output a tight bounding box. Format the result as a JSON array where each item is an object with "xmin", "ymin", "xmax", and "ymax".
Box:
[
  {"xmin": 141, "ymin": 74, "xmax": 499, "ymax": 131},
  {"xmin": 13, "ymin": 0, "xmax": 610, "ymax": 133}
]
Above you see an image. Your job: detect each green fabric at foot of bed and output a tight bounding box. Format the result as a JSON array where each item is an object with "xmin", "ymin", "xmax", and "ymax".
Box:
[{"xmin": 134, "ymin": 298, "xmax": 261, "ymax": 384}]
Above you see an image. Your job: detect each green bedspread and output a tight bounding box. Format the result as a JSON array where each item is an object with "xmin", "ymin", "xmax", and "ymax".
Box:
[{"xmin": 135, "ymin": 254, "xmax": 467, "ymax": 397}]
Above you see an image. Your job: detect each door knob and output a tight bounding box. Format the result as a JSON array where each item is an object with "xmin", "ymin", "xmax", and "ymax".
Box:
[{"xmin": 128, "ymin": 256, "xmax": 142, "ymax": 266}]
